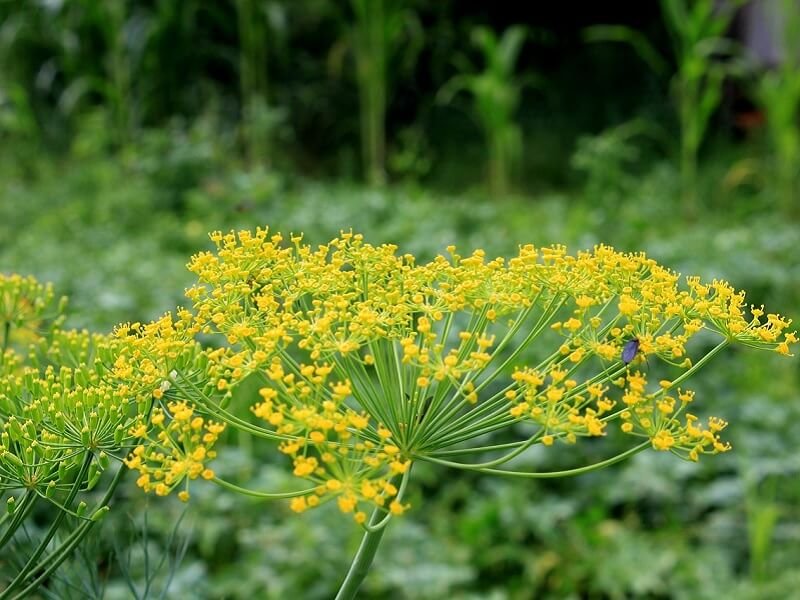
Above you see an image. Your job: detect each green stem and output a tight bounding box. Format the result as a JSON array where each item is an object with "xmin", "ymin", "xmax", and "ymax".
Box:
[
  {"xmin": 335, "ymin": 467, "xmax": 411, "ymax": 599},
  {"xmin": 436, "ymin": 427, "xmax": 542, "ymax": 469},
  {"xmin": 667, "ymin": 338, "xmax": 729, "ymax": 389},
  {"xmin": 430, "ymin": 439, "xmax": 532, "ymax": 456},
  {"xmin": 0, "ymin": 490, "xmax": 37, "ymax": 550},
  {"xmin": 420, "ymin": 441, "xmax": 650, "ymax": 477},
  {"xmin": 414, "ymin": 297, "xmax": 562, "ymax": 449},
  {"xmin": 335, "ymin": 507, "xmax": 389, "ymax": 600},
  {"xmin": 211, "ymin": 476, "xmax": 317, "ymax": 499}
]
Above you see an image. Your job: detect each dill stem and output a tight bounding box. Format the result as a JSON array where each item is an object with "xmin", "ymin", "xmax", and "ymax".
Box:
[{"xmin": 335, "ymin": 507, "xmax": 390, "ymax": 600}]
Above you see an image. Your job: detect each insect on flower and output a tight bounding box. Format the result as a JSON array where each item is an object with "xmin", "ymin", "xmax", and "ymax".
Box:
[
  {"xmin": 407, "ymin": 393, "xmax": 433, "ymax": 424},
  {"xmin": 622, "ymin": 338, "xmax": 640, "ymax": 364}
]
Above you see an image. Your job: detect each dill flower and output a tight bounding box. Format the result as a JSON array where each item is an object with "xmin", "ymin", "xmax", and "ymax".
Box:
[
  {"xmin": 117, "ymin": 228, "xmax": 796, "ymax": 529},
  {"xmin": 1, "ymin": 235, "xmax": 794, "ymax": 599}
]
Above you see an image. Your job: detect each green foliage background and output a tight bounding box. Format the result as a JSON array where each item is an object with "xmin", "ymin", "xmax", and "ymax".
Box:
[{"xmin": 0, "ymin": 1, "xmax": 799, "ymax": 598}]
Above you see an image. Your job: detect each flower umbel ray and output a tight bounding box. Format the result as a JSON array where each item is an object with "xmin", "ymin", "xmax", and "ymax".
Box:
[{"xmin": 118, "ymin": 228, "xmax": 797, "ymax": 524}]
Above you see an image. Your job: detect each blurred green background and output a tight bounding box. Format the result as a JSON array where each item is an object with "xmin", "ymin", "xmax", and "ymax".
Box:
[{"xmin": 1, "ymin": 1, "xmax": 799, "ymax": 598}]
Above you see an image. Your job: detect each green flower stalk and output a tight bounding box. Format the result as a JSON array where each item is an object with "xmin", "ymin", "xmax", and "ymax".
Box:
[{"xmin": 110, "ymin": 228, "xmax": 795, "ymax": 598}]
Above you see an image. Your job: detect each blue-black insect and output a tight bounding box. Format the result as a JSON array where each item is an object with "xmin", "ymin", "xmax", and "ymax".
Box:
[
  {"xmin": 406, "ymin": 393, "xmax": 433, "ymax": 423},
  {"xmin": 621, "ymin": 338, "xmax": 640, "ymax": 364}
]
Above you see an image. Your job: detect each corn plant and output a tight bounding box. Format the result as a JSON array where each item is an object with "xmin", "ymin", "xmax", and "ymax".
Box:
[
  {"xmin": 586, "ymin": 0, "xmax": 745, "ymax": 216},
  {"xmin": 754, "ymin": 0, "xmax": 800, "ymax": 214},
  {"xmin": 96, "ymin": 1, "xmax": 135, "ymax": 144},
  {"xmin": 54, "ymin": 1, "xmax": 139, "ymax": 144},
  {"xmin": 349, "ymin": 0, "xmax": 419, "ymax": 186},
  {"xmin": 236, "ymin": 0, "xmax": 289, "ymax": 167},
  {"xmin": 665, "ymin": 0, "xmax": 746, "ymax": 215},
  {"xmin": 0, "ymin": 0, "xmax": 220, "ymax": 150},
  {"xmin": 0, "ymin": 0, "xmax": 142, "ymax": 146},
  {"xmin": 438, "ymin": 25, "xmax": 529, "ymax": 197}
]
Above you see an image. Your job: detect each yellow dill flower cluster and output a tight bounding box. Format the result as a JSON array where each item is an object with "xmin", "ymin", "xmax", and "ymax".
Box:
[
  {"xmin": 0, "ymin": 366, "xmax": 131, "ymax": 482},
  {"xmin": 0, "ymin": 274, "xmax": 63, "ymax": 332},
  {"xmin": 254, "ymin": 369, "xmax": 410, "ymax": 520},
  {"xmin": 28, "ymin": 327, "xmax": 108, "ymax": 369},
  {"xmin": 114, "ymin": 228, "xmax": 796, "ymax": 521},
  {"xmin": 110, "ymin": 312, "xmax": 236, "ymax": 500},
  {"xmin": 0, "ymin": 276, "xmax": 227, "ymax": 508},
  {"xmin": 507, "ymin": 364, "xmax": 610, "ymax": 446},
  {"xmin": 615, "ymin": 371, "xmax": 729, "ymax": 460},
  {"xmin": 124, "ymin": 401, "xmax": 224, "ymax": 502},
  {"xmin": 110, "ymin": 311, "xmax": 206, "ymax": 400},
  {"xmin": 502, "ymin": 244, "xmax": 796, "ymax": 454}
]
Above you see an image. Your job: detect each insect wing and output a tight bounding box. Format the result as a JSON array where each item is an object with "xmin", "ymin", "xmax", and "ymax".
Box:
[{"xmin": 622, "ymin": 339, "xmax": 640, "ymax": 364}]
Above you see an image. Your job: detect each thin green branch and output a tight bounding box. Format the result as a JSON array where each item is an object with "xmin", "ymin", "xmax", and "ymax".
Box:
[
  {"xmin": 419, "ymin": 441, "xmax": 650, "ymax": 477},
  {"xmin": 212, "ymin": 476, "xmax": 317, "ymax": 499}
]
